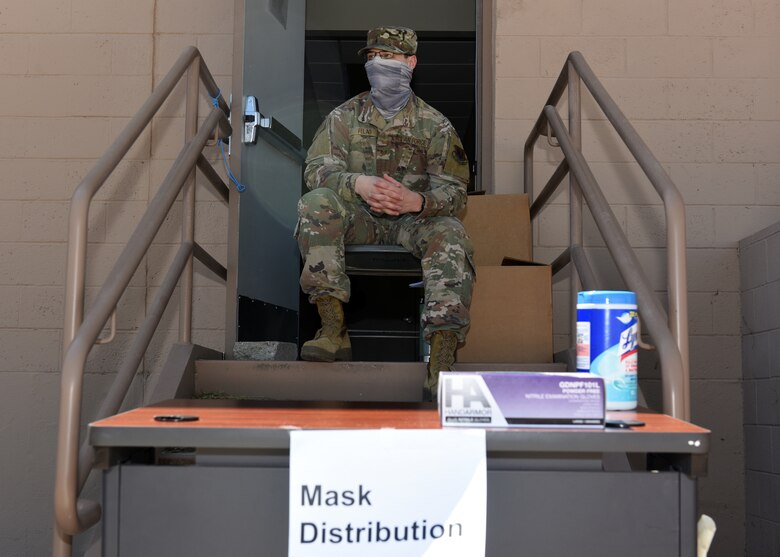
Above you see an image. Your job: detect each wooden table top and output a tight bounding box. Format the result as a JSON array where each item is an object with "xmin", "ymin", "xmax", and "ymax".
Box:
[
  {"xmin": 89, "ymin": 400, "xmax": 709, "ymax": 455},
  {"xmin": 91, "ymin": 399, "xmax": 704, "ymax": 434}
]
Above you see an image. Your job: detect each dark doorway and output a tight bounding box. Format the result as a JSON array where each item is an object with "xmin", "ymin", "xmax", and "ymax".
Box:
[{"xmin": 234, "ymin": 0, "xmax": 479, "ymax": 356}]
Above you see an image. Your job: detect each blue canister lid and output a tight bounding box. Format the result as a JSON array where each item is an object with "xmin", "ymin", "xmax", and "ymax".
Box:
[{"xmin": 577, "ymin": 290, "xmax": 636, "ymax": 305}]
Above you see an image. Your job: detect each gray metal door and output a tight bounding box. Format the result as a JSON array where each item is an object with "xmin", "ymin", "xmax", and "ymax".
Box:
[{"xmin": 237, "ymin": 0, "xmax": 306, "ymax": 341}]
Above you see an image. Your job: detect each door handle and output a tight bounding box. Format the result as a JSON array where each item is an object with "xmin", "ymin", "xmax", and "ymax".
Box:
[
  {"xmin": 242, "ymin": 95, "xmax": 306, "ymax": 162},
  {"xmin": 243, "ymin": 95, "xmax": 262, "ymax": 144}
]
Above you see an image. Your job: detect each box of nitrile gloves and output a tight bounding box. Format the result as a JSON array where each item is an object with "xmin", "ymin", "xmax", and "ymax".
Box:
[{"xmin": 438, "ymin": 372, "xmax": 605, "ymax": 428}]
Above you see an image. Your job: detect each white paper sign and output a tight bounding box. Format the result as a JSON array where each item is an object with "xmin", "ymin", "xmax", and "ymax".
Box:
[{"xmin": 288, "ymin": 429, "xmax": 487, "ymax": 557}]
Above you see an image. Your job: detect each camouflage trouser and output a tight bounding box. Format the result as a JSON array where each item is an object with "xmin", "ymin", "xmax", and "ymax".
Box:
[{"xmin": 295, "ymin": 188, "xmax": 475, "ymax": 342}]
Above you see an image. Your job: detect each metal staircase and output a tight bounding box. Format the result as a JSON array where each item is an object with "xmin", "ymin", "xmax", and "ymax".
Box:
[
  {"xmin": 523, "ymin": 51, "xmax": 689, "ymax": 420},
  {"xmin": 52, "ymin": 49, "xmax": 689, "ymax": 556},
  {"xmin": 53, "ymin": 47, "xmax": 231, "ymax": 557}
]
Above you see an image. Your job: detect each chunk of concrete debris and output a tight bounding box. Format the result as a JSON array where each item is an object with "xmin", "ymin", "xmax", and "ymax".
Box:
[{"xmin": 233, "ymin": 341, "xmax": 297, "ymax": 361}]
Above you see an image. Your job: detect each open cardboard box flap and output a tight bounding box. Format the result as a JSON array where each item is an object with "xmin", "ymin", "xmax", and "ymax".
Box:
[{"xmin": 500, "ymin": 256, "xmax": 548, "ymax": 267}]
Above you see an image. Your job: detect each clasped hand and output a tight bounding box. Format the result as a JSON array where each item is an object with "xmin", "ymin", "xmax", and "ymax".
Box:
[{"xmin": 355, "ymin": 174, "xmax": 423, "ymax": 216}]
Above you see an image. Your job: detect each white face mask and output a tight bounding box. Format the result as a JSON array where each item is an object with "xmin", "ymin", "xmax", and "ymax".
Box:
[{"xmin": 365, "ymin": 57, "xmax": 413, "ymax": 120}]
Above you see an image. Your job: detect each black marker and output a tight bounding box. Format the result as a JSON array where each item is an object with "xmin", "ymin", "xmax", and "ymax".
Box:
[{"xmin": 154, "ymin": 415, "xmax": 200, "ymax": 422}]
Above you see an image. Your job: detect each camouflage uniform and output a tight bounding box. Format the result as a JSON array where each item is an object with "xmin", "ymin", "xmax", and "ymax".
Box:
[{"xmin": 296, "ymin": 34, "xmax": 474, "ymax": 343}]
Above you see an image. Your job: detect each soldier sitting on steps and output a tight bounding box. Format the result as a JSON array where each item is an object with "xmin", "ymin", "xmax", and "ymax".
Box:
[{"xmin": 294, "ymin": 26, "xmax": 474, "ymax": 401}]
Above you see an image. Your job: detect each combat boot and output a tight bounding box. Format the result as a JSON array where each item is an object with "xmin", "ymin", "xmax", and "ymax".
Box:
[
  {"xmin": 423, "ymin": 330, "xmax": 457, "ymax": 401},
  {"xmin": 300, "ymin": 296, "xmax": 352, "ymax": 362}
]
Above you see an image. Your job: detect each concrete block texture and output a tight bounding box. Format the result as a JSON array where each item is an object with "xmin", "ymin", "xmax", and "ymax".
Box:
[
  {"xmin": 754, "ymin": 0, "xmax": 780, "ymax": 36},
  {"xmin": 740, "ymin": 220, "xmax": 780, "ymax": 555},
  {"xmin": 627, "ymin": 37, "xmax": 712, "ymax": 77},
  {"xmin": 769, "ymin": 233, "xmax": 780, "ymax": 283},
  {"xmin": 633, "ymin": 120, "xmax": 715, "ymax": 163},
  {"xmin": 745, "ymin": 425, "xmax": 773, "ymax": 472},
  {"xmin": 156, "ymin": 0, "xmax": 234, "ymax": 34},
  {"xmin": 760, "ymin": 473, "xmax": 780, "ymax": 522},
  {"xmin": 690, "ymin": 335, "xmax": 741, "ymax": 379},
  {"xmin": 742, "ymin": 333, "xmax": 771, "ymax": 380},
  {"xmin": 751, "ymin": 79, "xmax": 780, "ymax": 121},
  {"xmin": 0, "ymin": 201, "xmax": 23, "ymax": 242},
  {"xmin": 711, "ymin": 291, "xmax": 741, "ymax": 335},
  {"xmin": 108, "ymin": 118, "xmax": 152, "ymax": 161},
  {"xmin": 494, "ymin": 162, "xmax": 524, "ymax": 193},
  {"xmin": 540, "ymin": 38, "xmax": 626, "ymax": 78},
  {"xmin": 496, "ymin": 36, "xmax": 540, "ymax": 78},
  {"xmin": 771, "ymin": 329, "xmax": 780, "ymax": 378},
  {"xmin": 28, "ymin": 35, "xmax": 113, "ymax": 75},
  {"xmin": 0, "ymin": 243, "xmax": 66, "ymax": 286},
  {"xmin": 664, "ymin": 78, "xmax": 753, "ymax": 121},
  {"xmin": 755, "ymin": 378, "xmax": 780, "ymax": 425},
  {"xmin": 494, "ymin": 118, "xmax": 534, "ymax": 162},
  {"xmin": 195, "ymin": 34, "xmax": 234, "ymax": 76},
  {"xmin": 714, "ymin": 121, "xmax": 780, "ymax": 163},
  {"xmin": 67, "ymin": 75, "xmax": 153, "ymax": 118},
  {"xmin": 588, "ymin": 162, "xmax": 659, "ymax": 205},
  {"xmin": 744, "ymin": 379, "xmax": 758, "ymax": 425},
  {"xmin": 714, "ymin": 37, "xmax": 780, "ymax": 78},
  {"xmin": 537, "ymin": 202, "xmax": 629, "ymax": 248},
  {"xmin": 687, "ymin": 248, "xmax": 740, "ymax": 292},
  {"xmin": 740, "ymin": 238, "xmax": 768, "ymax": 290},
  {"xmin": 0, "ymin": 286, "xmax": 20, "ymax": 327},
  {"xmin": 583, "ymin": 0, "xmax": 667, "ymax": 36},
  {"xmin": 27, "ymin": 118, "xmax": 115, "ymax": 159},
  {"xmin": 0, "ymin": 330, "xmax": 61, "ymax": 372},
  {"xmin": 495, "ymin": 78, "xmax": 558, "ymax": 120},
  {"xmin": 715, "ymin": 206, "xmax": 780, "ymax": 246},
  {"xmin": 496, "ymin": 0, "xmax": 583, "ymax": 36},
  {"xmin": 773, "ymin": 428, "xmax": 780, "ymax": 475},
  {"xmin": 154, "ymin": 35, "xmax": 198, "ymax": 78},
  {"xmin": 584, "ymin": 78, "xmax": 669, "ymax": 121},
  {"xmin": 669, "ymin": 0, "xmax": 754, "ymax": 36},
  {"xmin": 0, "ymin": 34, "xmax": 29, "ymax": 73},
  {"xmin": 71, "ymin": 0, "xmax": 155, "ymax": 33},
  {"xmin": 666, "ymin": 163, "xmax": 757, "ymax": 207},
  {"xmin": 0, "ymin": 0, "xmax": 71, "ymax": 34},
  {"xmin": 745, "ymin": 516, "xmax": 779, "ymax": 557},
  {"xmin": 111, "ymin": 35, "xmax": 154, "ymax": 76},
  {"xmin": 18, "ymin": 286, "xmax": 66, "ymax": 329},
  {"xmin": 21, "ymin": 200, "xmax": 104, "ymax": 243},
  {"xmin": 0, "ymin": 159, "xmax": 90, "ymax": 201}
]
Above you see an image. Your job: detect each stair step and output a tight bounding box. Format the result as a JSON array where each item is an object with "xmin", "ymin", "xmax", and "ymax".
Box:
[{"xmin": 195, "ymin": 360, "xmax": 568, "ymax": 402}]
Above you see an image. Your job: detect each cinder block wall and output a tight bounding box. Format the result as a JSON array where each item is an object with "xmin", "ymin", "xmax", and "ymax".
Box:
[
  {"xmin": 0, "ymin": 1, "xmax": 233, "ymax": 554},
  {"xmin": 494, "ymin": 1, "xmax": 780, "ymax": 555},
  {"xmin": 741, "ymin": 222, "xmax": 780, "ymax": 555}
]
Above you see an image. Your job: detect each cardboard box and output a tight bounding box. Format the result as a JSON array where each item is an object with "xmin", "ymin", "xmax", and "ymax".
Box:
[
  {"xmin": 458, "ymin": 263, "xmax": 553, "ymax": 363},
  {"xmin": 459, "ymin": 194, "xmax": 553, "ymax": 363},
  {"xmin": 462, "ymin": 194, "xmax": 532, "ymax": 265}
]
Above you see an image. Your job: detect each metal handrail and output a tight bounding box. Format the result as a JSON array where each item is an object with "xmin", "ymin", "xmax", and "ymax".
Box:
[
  {"xmin": 53, "ymin": 47, "xmax": 232, "ymax": 555},
  {"xmin": 524, "ymin": 52, "xmax": 690, "ymax": 420}
]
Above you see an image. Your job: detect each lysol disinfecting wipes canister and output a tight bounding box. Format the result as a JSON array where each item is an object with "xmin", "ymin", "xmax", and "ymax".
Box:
[{"xmin": 576, "ymin": 291, "xmax": 638, "ymax": 410}]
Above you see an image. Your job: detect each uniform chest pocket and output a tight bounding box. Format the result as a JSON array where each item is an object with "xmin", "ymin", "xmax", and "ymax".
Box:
[
  {"xmin": 396, "ymin": 143, "xmax": 427, "ymax": 176},
  {"xmin": 348, "ymin": 130, "xmax": 377, "ymax": 173}
]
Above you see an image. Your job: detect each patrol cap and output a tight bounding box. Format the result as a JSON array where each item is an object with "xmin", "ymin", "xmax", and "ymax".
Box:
[{"xmin": 358, "ymin": 26, "xmax": 417, "ymax": 57}]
